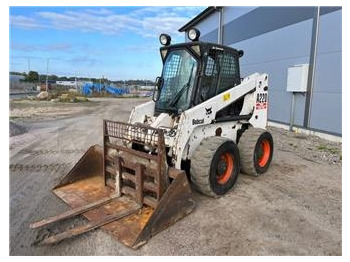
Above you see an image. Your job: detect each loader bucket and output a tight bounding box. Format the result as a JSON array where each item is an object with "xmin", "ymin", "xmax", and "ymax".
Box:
[{"xmin": 31, "ymin": 120, "xmax": 195, "ymax": 249}]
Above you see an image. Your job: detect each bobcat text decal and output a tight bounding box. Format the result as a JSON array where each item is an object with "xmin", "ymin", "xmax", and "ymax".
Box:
[{"xmin": 192, "ymin": 119, "xmax": 204, "ymax": 125}]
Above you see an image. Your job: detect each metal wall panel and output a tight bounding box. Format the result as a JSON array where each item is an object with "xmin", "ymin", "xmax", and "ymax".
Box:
[
  {"xmin": 186, "ymin": 12, "xmax": 219, "ymax": 43},
  {"xmin": 200, "ymin": 29, "xmax": 218, "ymax": 43},
  {"xmin": 230, "ymin": 19, "xmax": 313, "ymax": 125},
  {"xmin": 223, "ymin": 6, "xmax": 257, "ymax": 24},
  {"xmin": 309, "ymin": 9, "xmax": 342, "ymax": 135},
  {"xmin": 309, "ymin": 93, "xmax": 341, "ymax": 135},
  {"xmin": 223, "ymin": 7, "xmax": 315, "ymax": 45},
  {"xmin": 189, "ymin": 7, "xmax": 258, "ymax": 43}
]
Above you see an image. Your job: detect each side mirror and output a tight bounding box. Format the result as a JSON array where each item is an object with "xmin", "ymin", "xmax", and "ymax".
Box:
[
  {"xmin": 238, "ymin": 50, "xmax": 244, "ymax": 58},
  {"xmin": 155, "ymin": 76, "xmax": 163, "ymax": 89},
  {"xmin": 152, "ymin": 77, "xmax": 163, "ymax": 102}
]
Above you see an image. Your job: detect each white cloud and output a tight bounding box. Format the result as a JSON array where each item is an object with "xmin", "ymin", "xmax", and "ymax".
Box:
[
  {"xmin": 10, "ymin": 15, "xmax": 44, "ymax": 29},
  {"xmin": 83, "ymin": 8, "xmax": 114, "ymax": 16},
  {"xmin": 140, "ymin": 15, "xmax": 189, "ymax": 36},
  {"xmin": 11, "ymin": 43, "xmax": 73, "ymax": 52},
  {"xmin": 36, "ymin": 10, "xmax": 141, "ymax": 35},
  {"xmin": 10, "ymin": 6, "xmax": 206, "ymax": 37},
  {"xmin": 172, "ymin": 6, "xmax": 206, "ymax": 16}
]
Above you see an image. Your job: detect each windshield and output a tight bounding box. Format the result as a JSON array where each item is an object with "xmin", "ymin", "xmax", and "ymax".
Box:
[{"xmin": 156, "ymin": 49, "xmax": 198, "ymax": 112}]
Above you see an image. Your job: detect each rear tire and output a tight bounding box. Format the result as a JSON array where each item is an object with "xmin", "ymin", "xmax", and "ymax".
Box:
[
  {"xmin": 238, "ymin": 128, "xmax": 274, "ymax": 176},
  {"xmin": 191, "ymin": 137, "xmax": 240, "ymax": 197}
]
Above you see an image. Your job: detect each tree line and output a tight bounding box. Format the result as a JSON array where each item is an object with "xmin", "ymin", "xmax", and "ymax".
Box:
[{"xmin": 10, "ymin": 71, "xmax": 155, "ymax": 86}]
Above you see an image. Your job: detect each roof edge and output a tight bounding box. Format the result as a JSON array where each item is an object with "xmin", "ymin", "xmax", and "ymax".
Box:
[{"xmin": 178, "ymin": 6, "xmax": 221, "ymax": 32}]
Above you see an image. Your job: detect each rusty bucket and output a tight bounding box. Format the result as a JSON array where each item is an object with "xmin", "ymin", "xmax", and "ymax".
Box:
[{"xmin": 30, "ymin": 120, "xmax": 195, "ymax": 249}]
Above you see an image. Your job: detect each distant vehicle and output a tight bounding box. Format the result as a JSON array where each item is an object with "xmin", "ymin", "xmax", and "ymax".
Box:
[{"xmin": 56, "ymin": 80, "xmax": 77, "ymax": 87}]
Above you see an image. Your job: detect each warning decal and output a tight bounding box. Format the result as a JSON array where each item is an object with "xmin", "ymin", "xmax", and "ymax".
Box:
[
  {"xmin": 223, "ymin": 93, "xmax": 231, "ymax": 101},
  {"xmin": 256, "ymin": 102, "xmax": 267, "ymax": 110}
]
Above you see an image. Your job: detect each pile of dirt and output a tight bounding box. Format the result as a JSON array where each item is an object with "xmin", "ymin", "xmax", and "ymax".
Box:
[
  {"xmin": 57, "ymin": 93, "xmax": 89, "ymax": 102},
  {"xmin": 37, "ymin": 91, "xmax": 52, "ymax": 100},
  {"xmin": 10, "ymin": 121, "xmax": 27, "ymax": 137}
]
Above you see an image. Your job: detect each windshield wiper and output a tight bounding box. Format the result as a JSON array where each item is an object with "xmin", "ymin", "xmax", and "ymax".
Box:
[
  {"xmin": 169, "ymin": 64, "xmax": 195, "ymax": 108},
  {"xmin": 168, "ymin": 84, "xmax": 189, "ymax": 109}
]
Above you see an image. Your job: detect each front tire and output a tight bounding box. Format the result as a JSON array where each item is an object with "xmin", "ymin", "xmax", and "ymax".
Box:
[
  {"xmin": 238, "ymin": 128, "xmax": 274, "ymax": 176},
  {"xmin": 191, "ymin": 137, "xmax": 240, "ymax": 197}
]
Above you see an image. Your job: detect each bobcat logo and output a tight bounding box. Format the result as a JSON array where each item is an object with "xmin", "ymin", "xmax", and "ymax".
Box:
[{"xmin": 205, "ymin": 107, "xmax": 212, "ymax": 115}]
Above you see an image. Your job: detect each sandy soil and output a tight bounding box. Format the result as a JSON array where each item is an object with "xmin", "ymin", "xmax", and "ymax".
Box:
[{"xmin": 9, "ymin": 98, "xmax": 342, "ymax": 255}]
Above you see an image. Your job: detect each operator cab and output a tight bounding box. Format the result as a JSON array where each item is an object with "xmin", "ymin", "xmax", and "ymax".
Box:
[{"xmin": 154, "ymin": 28, "xmax": 244, "ymax": 115}]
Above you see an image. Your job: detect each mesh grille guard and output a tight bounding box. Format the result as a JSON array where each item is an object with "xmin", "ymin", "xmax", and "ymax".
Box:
[{"xmin": 104, "ymin": 120, "xmax": 163, "ymax": 149}]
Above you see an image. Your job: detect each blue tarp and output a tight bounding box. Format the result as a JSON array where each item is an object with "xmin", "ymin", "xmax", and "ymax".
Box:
[
  {"xmin": 81, "ymin": 83, "xmax": 129, "ymax": 96},
  {"xmin": 105, "ymin": 86, "xmax": 129, "ymax": 95},
  {"xmin": 82, "ymin": 83, "xmax": 93, "ymax": 96}
]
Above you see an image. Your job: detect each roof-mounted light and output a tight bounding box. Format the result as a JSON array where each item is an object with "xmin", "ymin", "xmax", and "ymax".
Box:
[
  {"xmin": 187, "ymin": 28, "xmax": 200, "ymax": 42},
  {"xmin": 159, "ymin": 34, "xmax": 171, "ymax": 46}
]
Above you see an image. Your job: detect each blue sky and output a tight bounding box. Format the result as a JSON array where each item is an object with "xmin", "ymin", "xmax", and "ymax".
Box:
[{"xmin": 9, "ymin": 6, "xmax": 205, "ymax": 80}]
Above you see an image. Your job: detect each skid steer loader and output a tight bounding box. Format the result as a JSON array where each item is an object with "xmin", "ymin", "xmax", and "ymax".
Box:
[{"xmin": 31, "ymin": 28, "xmax": 273, "ymax": 248}]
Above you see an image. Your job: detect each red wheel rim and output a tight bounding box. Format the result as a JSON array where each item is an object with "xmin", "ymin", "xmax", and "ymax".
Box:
[
  {"xmin": 258, "ymin": 139, "xmax": 271, "ymax": 167},
  {"xmin": 217, "ymin": 153, "xmax": 234, "ymax": 184}
]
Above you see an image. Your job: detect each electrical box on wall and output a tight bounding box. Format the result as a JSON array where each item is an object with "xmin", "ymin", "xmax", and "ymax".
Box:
[{"xmin": 286, "ymin": 64, "xmax": 309, "ymax": 92}]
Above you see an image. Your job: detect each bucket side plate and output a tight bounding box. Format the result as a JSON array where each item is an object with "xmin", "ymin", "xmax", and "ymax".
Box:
[
  {"xmin": 133, "ymin": 169, "xmax": 195, "ymax": 248},
  {"xmin": 54, "ymin": 144, "xmax": 104, "ymax": 189}
]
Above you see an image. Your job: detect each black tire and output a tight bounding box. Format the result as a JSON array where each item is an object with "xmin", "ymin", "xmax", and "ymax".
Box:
[
  {"xmin": 191, "ymin": 137, "xmax": 240, "ymax": 197},
  {"xmin": 238, "ymin": 128, "xmax": 274, "ymax": 176}
]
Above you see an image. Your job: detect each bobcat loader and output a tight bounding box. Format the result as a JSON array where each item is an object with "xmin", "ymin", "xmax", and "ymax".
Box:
[{"xmin": 31, "ymin": 28, "xmax": 273, "ymax": 249}]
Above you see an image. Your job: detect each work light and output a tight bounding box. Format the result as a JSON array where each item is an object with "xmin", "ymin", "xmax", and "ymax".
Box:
[
  {"xmin": 159, "ymin": 34, "xmax": 171, "ymax": 46},
  {"xmin": 187, "ymin": 28, "xmax": 200, "ymax": 41}
]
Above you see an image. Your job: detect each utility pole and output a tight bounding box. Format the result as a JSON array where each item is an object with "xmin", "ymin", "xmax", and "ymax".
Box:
[
  {"xmin": 304, "ymin": 6, "xmax": 321, "ymax": 128},
  {"xmin": 46, "ymin": 58, "xmax": 50, "ymax": 92},
  {"xmin": 75, "ymin": 76, "xmax": 78, "ymax": 91},
  {"xmin": 75, "ymin": 68, "xmax": 78, "ymax": 91},
  {"xmin": 215, "ymin": 6, "xmax": 224, "ymax": 45},
  {"xmin": 27, "ymin": 57, "xmax": 31, "ymax": 72}
]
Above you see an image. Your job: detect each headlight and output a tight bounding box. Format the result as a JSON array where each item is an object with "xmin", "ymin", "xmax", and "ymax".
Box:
[
  {"xmin": 159, "ymin": 34, "xmax": 171, "ymax": 46},
  {"xmin": 187, "ymin": 28, "xmax": 200, "ymax": 41}
]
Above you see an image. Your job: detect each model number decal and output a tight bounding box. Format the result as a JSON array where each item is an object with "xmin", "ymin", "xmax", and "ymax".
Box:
[
  {"xmin": 256, "ymin": 93, "xmax": 267, "ymax": 103},
  {"xmin": 256, "ymin": 93, "xmax": 268, "ymax": 110}
]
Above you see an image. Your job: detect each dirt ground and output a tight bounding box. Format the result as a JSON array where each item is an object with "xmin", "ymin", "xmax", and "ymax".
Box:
[{"xmin": 9, "ymin": 97, "xmax": 342, "ymax": 255}]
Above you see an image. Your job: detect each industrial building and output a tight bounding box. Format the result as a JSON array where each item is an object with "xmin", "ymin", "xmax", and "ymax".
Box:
[{"xmin": 179, "ymin": 6, "xmax": 342, "ymax": 136}]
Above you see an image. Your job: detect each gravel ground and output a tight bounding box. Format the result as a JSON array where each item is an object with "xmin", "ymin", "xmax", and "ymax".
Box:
[
  {"xmin": 9, "ymin": 97, "xmax": 342, "ymax": 255},
  {"xmin": 9, "ymin": 122, "xmax": 27, "ymax": 137},
  {"xmin": 268, "ymin": 126, "xmax": 342, "ymax": 166}
]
